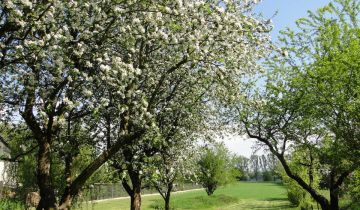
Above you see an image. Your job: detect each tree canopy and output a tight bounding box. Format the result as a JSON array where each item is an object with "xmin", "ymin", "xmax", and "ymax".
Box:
[
  {"xmin": 235, "ymin": 0, "xmax": 360, "ymax": 209},
  {"xmin": 1, "ymin": 0, "xmax": 271, "ymax": 209}
]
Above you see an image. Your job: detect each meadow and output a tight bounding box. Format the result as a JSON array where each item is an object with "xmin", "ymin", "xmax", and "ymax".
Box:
[{"xmin": 78, "ymin": 182, "xmax": 296, "ymax": 210}]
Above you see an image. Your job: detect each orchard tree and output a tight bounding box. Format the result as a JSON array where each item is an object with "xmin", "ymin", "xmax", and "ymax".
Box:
[
  {"xmin": 149, "ymin": 140, "xmax": 197, "ymax": 210},
  {"xmin": 198, "ymin": 143, "xmax": 238, "ymax": 196},
  {"xmin": 1, "ymin": 0, "xmax": 271, "ymax": 209},
  {"xmin": 146, "ymin": 87, "xmax": 208, "ymax": 210},
  {"xmin": 235, "ymin": 0, "xmax": 360, "ymax": 209},
  {"xmin": 1, "ymin": 1, "xmax": 145, "ymax": 209},
  {"xmin": 91, "ymin": 0, "xmax": 272, "ymax": 209},
  {"xmin": 147, "ymin": 92, "xmax": 208, "ymax": 210},
  {"xmin": 111, "ymin": 61, "xmax": 214, "ymax": 210}
]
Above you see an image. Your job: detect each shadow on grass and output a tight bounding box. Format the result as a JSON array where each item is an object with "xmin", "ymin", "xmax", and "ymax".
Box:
[
  {"xmin": 264, "ymin": 197, "xmax": 289, "ymax": 202},
  {"xmin": 238, "ymin": 202, "xmax": 295, "ymax": 210}
]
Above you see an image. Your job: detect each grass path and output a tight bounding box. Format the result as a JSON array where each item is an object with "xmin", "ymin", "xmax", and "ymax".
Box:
[{"xmin": 76, "ymin": 182, "xmax": 296, "ymax": 210}]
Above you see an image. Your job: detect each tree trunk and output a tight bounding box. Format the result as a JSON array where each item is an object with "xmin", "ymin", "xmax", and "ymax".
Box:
[
  {"xmin": 121, "ymin": 169, "xmax": 142, "ymax": 210},
  {"xmin": 59, "ymin": 194, "xmax": 71, "ymax": 210},
  {"xmin": 58, "ymin": 154, "xmax": 73, "ymax": 210},
  {"xmin": 329, "ymin": 188, "xmax": 339, "ymax": 210},
  {"xmin": 21, "ymin": 92, "xmax": 57, "ymax": 209},
  {"xmin": 246, "ymin": 133, "xmax": 331, "ymax": 210},
  {"xmin": 57, "ymin": 132, "xmax": 143, "ymax": 209},
  {"xmin": 277, "ymin": 154, "xmax": 331, "ymax": 210},
  {"xmin": 329, "ymin": 171, "xmax": 340, "ymax": 210},
  {"xmin": 130, "ymin": 173, "xmax": 142, "ymax": 210},
  {"xmin": 165, "ymin": 195, "xmax": 170, "ymax": 210},
  {"xmin": 36, "ymin": 141, "xmax": 57, "ymax": 210},
  {"xmin": 164, "ymin": 183, "xmax": 173, "ymax": 210},
  {"xmin": 130, "ymin": 189, "xmax": 141, "ymax": 210}
]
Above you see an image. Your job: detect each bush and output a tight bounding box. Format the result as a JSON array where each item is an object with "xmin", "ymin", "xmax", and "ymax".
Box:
[
  {"xmin": 285, "ymin": 181, "xmax": 314, "ymax": 209},
  {"xmin": 262, "ymin": 171, "xmax": 273, "ymax": 181},
  {"xmin": 286, "ymin": 183, "xmax": 303, "ymax": 206},
  {"xmin": 0, "ymin": 199, "xmax": 24, "ymax": 210},
  {"xmin": 345, "ymin": 170, "xmax": 360, "ymax": 206}
]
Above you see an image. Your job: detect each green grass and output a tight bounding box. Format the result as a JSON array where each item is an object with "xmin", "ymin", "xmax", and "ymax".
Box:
[{"xmin": 77, "ymin": 182, "xmax": 297, "ymax": 210}]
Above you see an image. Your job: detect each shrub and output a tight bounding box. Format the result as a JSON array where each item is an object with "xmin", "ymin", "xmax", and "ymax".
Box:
[
  {"xmin": 0, "ymin": 199, "xmax": 24, "ymax": 210},
  {"xmin": 286, "ymin": 182, "xmax": 303, "ymax": 206},
  {"xmin": 285, "ymin": 180, "xmax": 314, "ymax": 209},
  {"xmin": 262, "ymin": 171, "xmax": 273, "ymax": 181}
]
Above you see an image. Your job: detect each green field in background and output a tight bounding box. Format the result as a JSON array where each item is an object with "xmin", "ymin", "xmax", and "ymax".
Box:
[{"xmin": 78, "ymin": 182, "xmax": 296, "ymax": 210}]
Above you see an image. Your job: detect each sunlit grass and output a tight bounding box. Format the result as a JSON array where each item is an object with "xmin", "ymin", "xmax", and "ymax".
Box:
[{"xmin": 77, "ymin": 182, "xmax": 296, "ymax": 210}]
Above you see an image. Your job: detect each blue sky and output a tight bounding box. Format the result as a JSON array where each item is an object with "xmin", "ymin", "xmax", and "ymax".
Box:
[
  {"xmin": 255, "ymin": 0, "xmax": 332, "ymax": 41},
  {"xmin": 225, "ymin": 0, "xmax": 332, "ymax": 157}
]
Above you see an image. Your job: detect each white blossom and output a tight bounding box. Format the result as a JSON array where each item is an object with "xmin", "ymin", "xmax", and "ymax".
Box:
[{"xmin": 100, "ymin": 64, "xmax": 111, "ymax": 72}]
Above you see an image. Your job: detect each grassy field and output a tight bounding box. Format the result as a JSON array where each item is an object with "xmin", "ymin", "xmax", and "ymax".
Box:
[{"xmin": 77, "ymin": 182, "xmax": 296, "ymax": 210}]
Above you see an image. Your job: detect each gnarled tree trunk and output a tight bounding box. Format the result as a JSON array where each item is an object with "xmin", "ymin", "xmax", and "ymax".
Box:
[{"xmin": 36, "ymin": 141, "xmax": 57, "ymax": 210}]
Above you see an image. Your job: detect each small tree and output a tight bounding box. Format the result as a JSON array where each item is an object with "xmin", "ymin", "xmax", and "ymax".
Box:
[
  {"xmin": 198, "ymin": 143, "xmax": 237, "ymax": 196},
  {"xmin": 149, "ymin": 143, "xmax": 197, "ymax": 210}
]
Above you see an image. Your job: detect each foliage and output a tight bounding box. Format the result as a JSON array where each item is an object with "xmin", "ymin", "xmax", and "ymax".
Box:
[
  {"xmin": 0, "ymin": 199, "xmax": 24, "ymax": 210},
  {"xmin": 232, "ymin": 153, "xmax": 279, "ymax": 181},
  {"xmin": 0, "ymin": 122, "xmax": 117, "ymax": 206},
  {"xmin": 278, "ymin": 150, "xmax": 320, "ymax": 209},
  {"xmin": 285, "ymin": 181, "xmax": 314, "ymax": 210},
  {"xmin": 235, "ymin": 0, "xmax": 360, "ymax": 209},
  {"xmin": 197, "ymin": 143, "xmax": 238, "ymax": 196},
  {"xmin": 346, "ymin": 169, "xmax": 360, "ymax": 206},
  {"xmin": 1, "ymin": 0, "xmax": 271, "ymax": 208},
  {"xmin": 232, "ymin": 155, "xmax": 250, "ymax": 181}
]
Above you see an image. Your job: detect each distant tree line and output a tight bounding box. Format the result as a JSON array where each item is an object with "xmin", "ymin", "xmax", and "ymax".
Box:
[{"xmin": 233, "ymin": 154, "xmax": 279, "ymax": 182}]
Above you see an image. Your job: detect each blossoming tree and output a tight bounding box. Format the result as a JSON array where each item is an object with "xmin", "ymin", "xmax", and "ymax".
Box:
[{"xmin": 1, "ymin": 0, "xmax": 271, "ymax": 209}]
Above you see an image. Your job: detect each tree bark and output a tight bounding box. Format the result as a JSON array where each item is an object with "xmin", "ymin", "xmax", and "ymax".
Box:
[
  {"xmin": 131, "ymin": 187, "xmax": 141, "ymax": 210},
  {"xmin": 329, "ymin": 171, "xmax": 340, "ymax": 210},
  {"xmin": 58, "ymin": 154, "xmax": 73, "ymax": 210},
  {"xmin": 36, "ymin": 141, "xmax": 57, "ymax": 210},
  {"xmin": 164, "ymin": 183, "xmax": 173, "ymax": 210},
  {"xmin": 58, "ymin": 132, "xmax": 143, "ymax": 209},
  {"xmin": 329, "ymin": 188, "xmax": 339, "ymax": 210},
  {"xmin": 129, "ymin": 171, "xmax": 142, "ymax": 210},
  {"xmin": 122, "ymin": 175, "xmax": 142, "ymax": 210}
]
